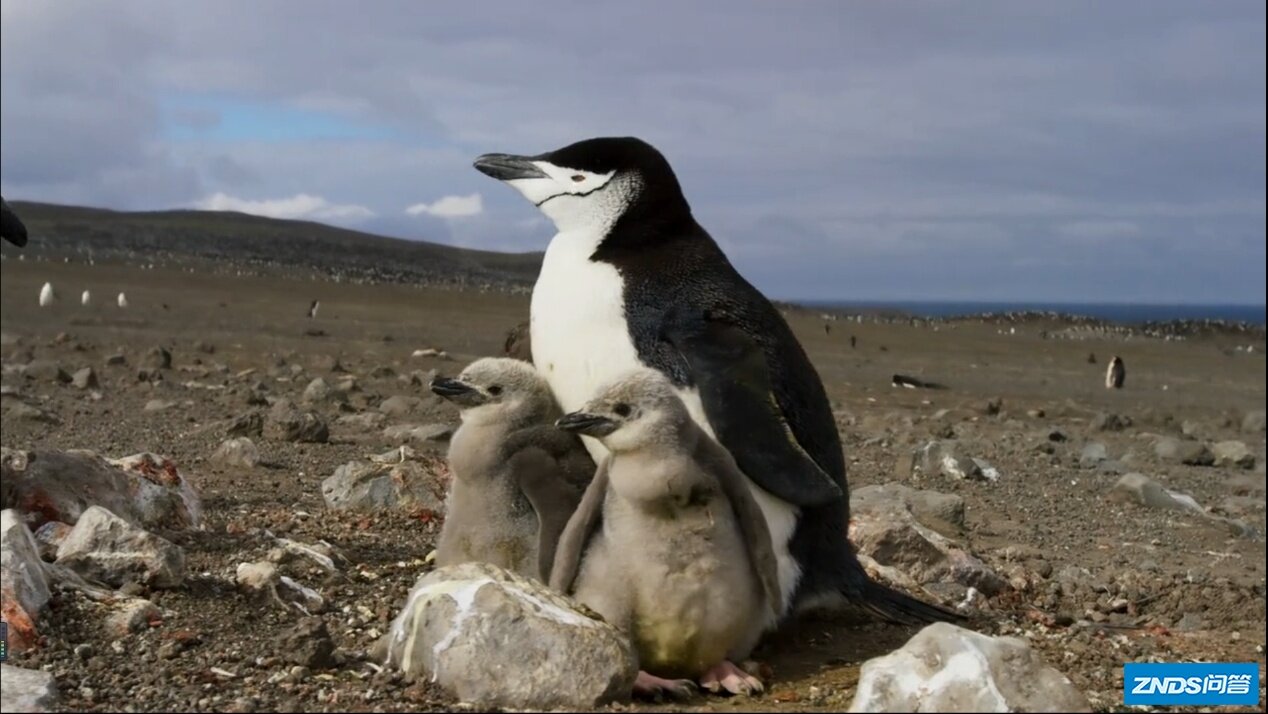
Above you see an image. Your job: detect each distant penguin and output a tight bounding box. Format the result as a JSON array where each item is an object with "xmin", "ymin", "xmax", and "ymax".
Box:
[
  {"xmin": 1087, "ymin": 352, "xmax": 1097, "ymax": 364},
  {"xmin": 1106, "ymin": 356, "xmax": 1125, "ymax": 389},
  {"xmin": 475, "ymin": 136, "xmax": 952, "ymax": 625},
  {"xmin": 307, "ymin": 300, "xmax": 319, "ymax": 319},
  {"xmin": 117, "ymin": 292, "xmax": 129, "ymax": 308},
  {"xmin": 503, "ymin": 320, "xmax": 533, "ymax": 362},
  {"xmin": 1, "ymin": 196, "xmax": 29, "ymax": 247},
  {"xmin": 823, "ymin": 322, "xmax": 830, "ymax": 336},
  {"xmin": 430, "ymin": 358, "xmax": 594, "ymax": 580},
  {"xmin": 39, "ymin": 282, "xmax": 55, "ymax": 307},
  {"xmin": 850, "ymin": 335, "xmax": 857, "ymax": 349},
  {"xmin": 81, "ymin": 290, "xmax": 91, "ymax": 306}
]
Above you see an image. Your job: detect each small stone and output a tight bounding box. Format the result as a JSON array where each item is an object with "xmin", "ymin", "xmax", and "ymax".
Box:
[
  {"xmin": 107, "ymin": 599, "xmax": 161, "ymax": 636},
  {"xmin": 105, "ymin": 353, "xmax": 127, "ymax": 366},
  {"xmin": 1091, "ymin": 412, "xmax": 1131, "ymax": 431},
  {"xmin": 144, "ymin": 346, "xmax": 172, "ymax": 370},
  {"xmin": 24, "ymin": 359, "xmax": 71, "ymax": 383},
  {"xmin": 71, "ymin": 367, "xmax": 98, "ymax": 390},
  {"xmin": 1079, "ymin": 442, "xmax": 1108, "ymax": 468},
  {"xmin": 276, "ymin": 617, "xmax": 336, "ymax": 669},
  {"xmin": 211, "ymin": 438, "xmax": 261, "ymax": 469}
]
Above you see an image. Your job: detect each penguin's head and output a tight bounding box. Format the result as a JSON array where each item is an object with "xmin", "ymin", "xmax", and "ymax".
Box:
[
  {"xmin": 430, "ymin": 357, "xmax": 555, "ymax": 425},
  {"xmin": 473, "ymin": 137, "xmax": 690, "ymax": 235},
  {"xmin": 556, "ymin": 368, "xmax": 691, "ymax": 452}
]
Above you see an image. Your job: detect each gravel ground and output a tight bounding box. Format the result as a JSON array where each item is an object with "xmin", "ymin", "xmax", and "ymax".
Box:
[{"xmin": 2, "ymin": 258, "xmax": 1265, "ymax": 712}]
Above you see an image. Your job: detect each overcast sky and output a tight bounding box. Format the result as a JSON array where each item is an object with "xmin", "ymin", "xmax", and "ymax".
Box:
[{"xmin": 1, "ymin": 1, "xmax": 1263, "ymax": 303}]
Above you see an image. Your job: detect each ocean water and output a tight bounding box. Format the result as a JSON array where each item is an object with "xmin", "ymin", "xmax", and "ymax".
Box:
[{"xmin": 797, "ymin": 301, "xmax": 1267, "ymax": 326}]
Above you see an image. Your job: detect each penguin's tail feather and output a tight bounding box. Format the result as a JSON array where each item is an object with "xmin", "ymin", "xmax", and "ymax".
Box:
[{"xmin": 856, "ymin": 578, "xmax": 965, "ymax": 626}]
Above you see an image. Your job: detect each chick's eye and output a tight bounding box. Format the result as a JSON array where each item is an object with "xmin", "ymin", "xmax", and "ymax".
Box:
[
  {"xmin": 488, "ymin": 385, "xmax": 502, "ymax": 395},
  {"xmin": 613, "ymin": 403, "xmax": 631, "ymax": 417},
  {"xmin": 570, "ymin": 174, "xmax": 585, "ymax": 183}
]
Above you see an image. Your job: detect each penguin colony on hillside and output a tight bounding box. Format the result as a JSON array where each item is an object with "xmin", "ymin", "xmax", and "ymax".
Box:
[{"xmin": 419, "ymin": 137, "xmax": 958, "ymax": 699}]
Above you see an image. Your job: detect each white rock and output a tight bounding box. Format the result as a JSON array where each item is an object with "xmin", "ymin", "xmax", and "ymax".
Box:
[
  {"xmin": 55, "ymin": 506, "xmax": 186, "ymax": 588},
  {"xmin": 0, "ymin": 664, "xmax": 60, "ymax": 712},
  {"xmin": 382, "ymin": 562, "xmax": 636, "ymax": 709},
  {"xmin": 211, "ymin": 438, "xmax": 261, "ymax": 469},
  {"xmin": 1, "ymin": 509, "xmax": 52, "ymax": 653},
  {"xmin": 849, "ymin": 622, "xmax": 1091, "ymax": 712}
]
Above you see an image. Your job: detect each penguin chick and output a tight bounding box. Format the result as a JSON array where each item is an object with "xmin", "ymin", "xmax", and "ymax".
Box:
[
  {"xmin": 551, "ymin": 368, "xmax": 782, "ymax": 699},
  {"xmin": 430, "ymin": 357, "xmax": 594, "ymax": 580}
]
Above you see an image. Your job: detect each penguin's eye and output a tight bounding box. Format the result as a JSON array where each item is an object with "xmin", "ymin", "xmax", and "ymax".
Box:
[
  {"xmin": 488, "ymin": 385, "xmax": 502, "ymax": 396},
  {"xmin": 570, "ymin": 174, "xmax": 585, "ymax": 183},
  {"xmin": 613, "ymin": 403, "xmax": 631, "ymax": 417}
]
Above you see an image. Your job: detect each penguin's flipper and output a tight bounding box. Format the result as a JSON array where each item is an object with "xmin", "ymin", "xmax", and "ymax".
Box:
[
  {"xmin": 700, "ymin": 438, "xmax": 784, "ymax": 618},
  {"xmin": 1, "ymin": 197, "xmax": 29, "ymax": 247},
  {"xmin": 660, "ymin": 307, "xmax": 843, "ymax": 508},
  {"xmin": 548, "ymin": 455, "xmax": 610, "ymax": 594},
  {"xmin": 508, "ymin": 427, "xmax": 597, "ymax": 581}
]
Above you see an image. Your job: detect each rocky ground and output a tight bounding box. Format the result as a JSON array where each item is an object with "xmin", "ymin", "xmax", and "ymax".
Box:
[{"xmin": 1, "ymin": 257, "xmax": 1265, "ymax": 713}]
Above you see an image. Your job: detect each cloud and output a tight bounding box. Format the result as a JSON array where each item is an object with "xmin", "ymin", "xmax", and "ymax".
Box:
[
  {"xmin": 1, "ymin": 1, "xmax": 1263, "ymax": 303},
  {"xmin": 194, "ymin": 192, "xmax": 374, "ymax": 221},
  {"xmin": 405, "ymin": 193, "xmax": 484, "ymax": 219},
  {"xmin": 1056, "ymin": 220, "xmax": 1142, "ymax": 241}
]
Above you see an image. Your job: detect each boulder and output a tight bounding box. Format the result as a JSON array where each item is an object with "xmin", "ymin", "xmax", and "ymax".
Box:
[
  {"xmin": 301, "ymin": 377, "xmax": 346, "ymax": 405},
  {"xmin": 55, "ymin": 506, "xmax": 186, "ymax": 589},
  {"xmin": 23, "ymin": 359, "xmax": 70, "ymax": 384},
  {"xmin": 2, "ymin": 448, "xmax": 202, "ymax": 530},
  {"xmin": 264, "ymin": 400, "xmax": 329, "ymax": 443},
  {"xmin": 1108, "ymin": 473, "xmax": 1202, "ymax": 513},
  {"xmin": 322, "ymin": 457, "xmax": 447, "ymax": 513},
  {"xmin": 0, "ymin": 665, "xmax": 60, "ymax": 713},
  {"xmin": 1078, "ymin": 442, "xmax": 1108, "ymax": 468},
  {"xmin": 378, "ymin": 394, "xmax": 424, "ymax": 417},
  {"xmin": 211, "ymin": 438, "xmax": 261, "ymax": 469},
  {"xmin": 849, "ymin": 622, "xmax": 1090, "ymax": 712},
  {"xmin": 1, "ymin": 509, "xmax": 51, "ymax": 653},
  {"xmin": 1154, "ymin": 437, "xmax": 1214, "ymax": 466},
  {"xmin": 336, "ymin": 412, "xmax": 386, "ymax": 431},
  {"xmin": 381, "ymin": 562, "xmax": 636, "ymax": 709},
  {"xmin": 850, "ymin": 485, "xmax": 1005, "ymax": 596},
  {"xmin": 1212, "ymin": 440, "xmax": 1255, "ymax": 470}
]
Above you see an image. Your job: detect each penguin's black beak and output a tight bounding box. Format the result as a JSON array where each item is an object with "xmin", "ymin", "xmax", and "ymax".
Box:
[
  {"xmin": 555, "ymin": 412, "xmax": 618, "ymax": 437},
  {"xmin": 473, "ymin": 153, "xmax": 549, "ymax": 181},
  {"xmin": 430, "ymin": 377, "xmax": 488, "ymax": 406}
]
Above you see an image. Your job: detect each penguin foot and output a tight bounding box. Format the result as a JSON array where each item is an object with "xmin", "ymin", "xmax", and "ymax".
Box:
[
  {"xmin": 632, "ymin": 671, "xmax": 697, "ymax": 701},
  {"xmin": 699, "ymin": 659, "xmax": 764, "ymax": 696}
]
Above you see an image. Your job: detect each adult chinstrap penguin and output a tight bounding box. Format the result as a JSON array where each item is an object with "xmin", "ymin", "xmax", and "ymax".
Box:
[
  {"xmin": 474, "ymin": 136, "xmax": 956, "ymax": 625},
  {"xmin": 1, "ymin": 196, "xmax": 29, "ymax": 247}
]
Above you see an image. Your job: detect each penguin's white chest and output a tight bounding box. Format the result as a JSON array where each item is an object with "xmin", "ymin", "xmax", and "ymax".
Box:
[{"xmin": 531, "ymin": 230, "xmax": 643, "ymax": 418}]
